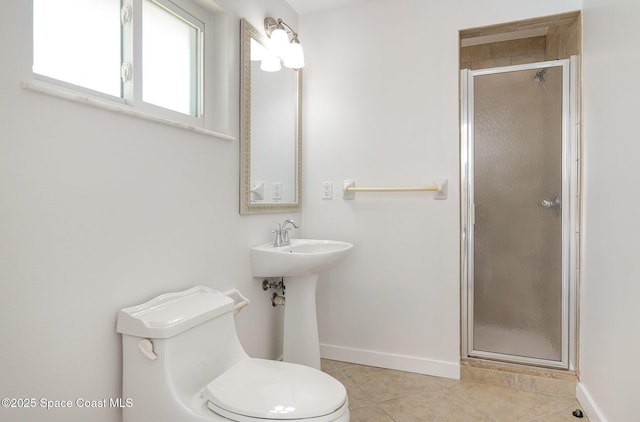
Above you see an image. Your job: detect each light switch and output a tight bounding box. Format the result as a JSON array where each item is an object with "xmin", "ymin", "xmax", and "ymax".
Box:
[{"xmin": 322, "ymin": 182, "xmax": 333, "ymax": 199}]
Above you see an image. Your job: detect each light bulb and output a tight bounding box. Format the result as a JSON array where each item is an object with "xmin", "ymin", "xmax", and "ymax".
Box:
[
  {"xmin": 270, "ymin": 27, "xmax": 289, "ymax": 57},
  {"xmin": 283, "ymin": 41, "xmax": 305, "ymax": 69}
]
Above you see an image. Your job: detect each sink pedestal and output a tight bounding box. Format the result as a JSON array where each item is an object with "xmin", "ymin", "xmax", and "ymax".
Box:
[
  {"xmin": 250, "ymin": 238, "xmax": 354, "ymax": 370},
  {"xmin": 283, "ymin": 274, "xmax": 321, "ymax": 370}
]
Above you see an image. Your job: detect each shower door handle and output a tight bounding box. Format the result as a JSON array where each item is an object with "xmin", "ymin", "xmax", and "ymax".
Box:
[{"xmin": 540, "ymin": 195, "xmax": 561, "ymax": 215}]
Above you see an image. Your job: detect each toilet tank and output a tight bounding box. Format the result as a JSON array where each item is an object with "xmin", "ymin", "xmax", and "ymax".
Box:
[
  {"xmin": 116, "ymin": 285, "xmax": 237, "ymax": 339},
  {"xmin": 117, "ymin": 286, "xmax": 249, "ymax": 414}
]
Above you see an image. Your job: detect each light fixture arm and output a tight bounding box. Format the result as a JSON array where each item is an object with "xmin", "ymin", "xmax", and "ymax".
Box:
[{"xmin": 264, "ymin": 17, "xmax": 300, "ymax": 41}]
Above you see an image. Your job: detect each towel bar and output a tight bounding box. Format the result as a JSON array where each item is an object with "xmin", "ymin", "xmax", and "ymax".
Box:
[{"xmin": 343, "ymin": 179, "xmax": 448, "ymax": 200}]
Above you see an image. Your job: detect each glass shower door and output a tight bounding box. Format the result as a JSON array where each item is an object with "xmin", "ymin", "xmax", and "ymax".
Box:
[{"xmin": 461, "ymin": 60, "xmax": 576, "ymax": 368}]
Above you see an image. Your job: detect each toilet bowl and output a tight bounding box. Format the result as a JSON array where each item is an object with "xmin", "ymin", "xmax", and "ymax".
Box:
[{"xmin": 116, "ymin": 286, "xmax": 349, "ymax": 422}]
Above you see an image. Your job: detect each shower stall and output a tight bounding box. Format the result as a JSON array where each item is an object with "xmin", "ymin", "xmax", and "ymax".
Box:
[{"xmin": 460, "ymin": 58, "xmax": 579, "ymax": 369}]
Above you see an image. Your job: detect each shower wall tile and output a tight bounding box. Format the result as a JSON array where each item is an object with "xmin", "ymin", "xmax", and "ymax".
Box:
[
  {"xmin": 511, "ymin": 52, "xmax": 547, "ymax": 65},
  {"xmin": 460, "ymin": 12, "xmax": 581, "ymax": 70},
  {"xmin": 490, "ymin": 36, "xmax": 546, "ymax": 59},
  {"xmin": 547, "ymin": 29, "xmax": 561, "ymax": 60},
  {"xmin": 460, "ymin": 36, "xmax": 547, "ymax": 70},
  {"xmin": 546, "ymin": 19, "xmax": 581, "ymax": 60},
  {"xmin": 470, "ymin": 57, "xmax": 511, "ymax": 70},
  {"xmin": 561, "ymin": 19, "xmax": 580, "ymax": 58},
  {"xmin": 461, "ymin": 43, "xmax": 491, "ymax": 62}
]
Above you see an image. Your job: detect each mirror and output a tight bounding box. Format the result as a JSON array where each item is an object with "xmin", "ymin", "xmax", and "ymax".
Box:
[{"xmin": 240, "ymin": 18, "xmax": 302, "ymax": 214}]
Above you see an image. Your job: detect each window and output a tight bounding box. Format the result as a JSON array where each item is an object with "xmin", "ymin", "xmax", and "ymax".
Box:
[
  {"xmin": 33, "ymin": 0, "xmax": 122, "ymax": 97},
  {"xmin": 33, "ymin": 0, "xmax": 204, "ymax": 122},
  {"xmin": 142, "ymin": 0, "xmax": 202, "ymax": 116}
]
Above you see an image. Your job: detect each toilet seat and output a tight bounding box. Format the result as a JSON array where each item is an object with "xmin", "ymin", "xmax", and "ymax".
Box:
[{"xmin": 203, "ymin": 359, "xmax": 348, "ymax": 421}]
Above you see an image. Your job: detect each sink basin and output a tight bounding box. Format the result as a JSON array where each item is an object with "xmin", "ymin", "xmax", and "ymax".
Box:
[{"xmin": 250, "ymin": 239, "xmax": 354, "ymax": 278}]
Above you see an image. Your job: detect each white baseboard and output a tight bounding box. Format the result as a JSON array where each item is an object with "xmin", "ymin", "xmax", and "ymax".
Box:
[
  {"xmin": 576, "ymin": 382, "xmax": 606, "ymax": 422},
  {"xmin": 320, "ymin": 343, "xmax": 460, "ymax": 380}
]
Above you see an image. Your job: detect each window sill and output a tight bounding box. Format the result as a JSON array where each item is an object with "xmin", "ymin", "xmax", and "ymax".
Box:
[{"xmin": 22, "ymin": 80, "xmax": 236, "ymax": 141}]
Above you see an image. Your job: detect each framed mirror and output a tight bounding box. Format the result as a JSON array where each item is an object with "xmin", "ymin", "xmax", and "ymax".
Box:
[{"xmin": 240, "ymin": 18, "xmax": 302, "ymax": 214}]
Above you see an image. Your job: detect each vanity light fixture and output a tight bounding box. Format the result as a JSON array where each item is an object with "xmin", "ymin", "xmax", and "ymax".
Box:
[{"xmin": 263, "ymin": 17, "xmax": 305, "ymax": 71}]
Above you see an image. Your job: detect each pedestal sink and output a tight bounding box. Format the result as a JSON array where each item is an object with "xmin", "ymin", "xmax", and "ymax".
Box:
[{"xmin": 251, "ymin": 239, "xmax": 353, "ymax": 369}]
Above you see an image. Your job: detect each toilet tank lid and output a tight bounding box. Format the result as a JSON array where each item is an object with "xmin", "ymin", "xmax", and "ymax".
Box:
[{"xmin": 116, "ymin": 286, "xmax": 234, "ymax": 339}]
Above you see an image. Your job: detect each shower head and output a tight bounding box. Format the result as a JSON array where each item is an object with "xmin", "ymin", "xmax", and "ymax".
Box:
[{"xmin": 533, "ymin": 68, "xmax": 547, "ymax": 84}]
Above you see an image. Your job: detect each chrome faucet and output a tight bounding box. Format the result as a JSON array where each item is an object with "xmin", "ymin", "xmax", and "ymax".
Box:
[
  {"xmin": 272, "ymin": 223, "xmax": 284, "ymax": 247},
  {"xmin": 281, "ymin": 219, "xmax": 299, "ymax": 246},
  {"xmin": 272, "ymin": 219, "xmax": 299, "ymax": 247}
]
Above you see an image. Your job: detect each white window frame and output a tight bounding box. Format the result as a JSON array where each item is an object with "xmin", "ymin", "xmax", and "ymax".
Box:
[
  {"xmin": 124, "ymin": 0, "xmax": 204, "ymax": 124},
  {"xmin": 27, "ymin": 0, "xmax": 234, "ymax": 140}
]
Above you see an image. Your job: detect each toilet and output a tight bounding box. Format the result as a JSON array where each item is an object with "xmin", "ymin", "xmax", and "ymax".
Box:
[{"xmin": 116, "ymin": 286, "xmax": 349, "ymax": 422}]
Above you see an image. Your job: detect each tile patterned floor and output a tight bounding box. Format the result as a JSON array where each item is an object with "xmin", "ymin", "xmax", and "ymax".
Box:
[{"xmin": 321, "ymin": 359, "xmax": 588, "ymax": 422}]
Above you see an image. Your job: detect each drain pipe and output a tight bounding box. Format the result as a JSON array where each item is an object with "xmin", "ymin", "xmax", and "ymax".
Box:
[{"xmin": 271, "ymin": 292, "xmax": 285, "ymax": 307}]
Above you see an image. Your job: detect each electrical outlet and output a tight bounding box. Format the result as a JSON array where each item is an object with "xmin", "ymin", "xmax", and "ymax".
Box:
[{"xmin": 322, "ymin": 182, "xmax": 333, "ymax": 199}]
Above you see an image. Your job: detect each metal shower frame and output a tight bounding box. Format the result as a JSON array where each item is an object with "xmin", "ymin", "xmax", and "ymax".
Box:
[{"xmin": 460, "ymin": 57, "xmax": 580, "ymax": 370}]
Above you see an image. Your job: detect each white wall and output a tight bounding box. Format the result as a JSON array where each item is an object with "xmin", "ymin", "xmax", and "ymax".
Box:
[
  {"xmin": 300, "ymin": 0, "xmax": 581, "ymax": 378},
  {"xmin": 0, "ymin": 1, "xmax": 298, "ymax": 421},
  {"xmin": 579, "ymin": 0, "xmax": 640, "ymax": 420}
]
